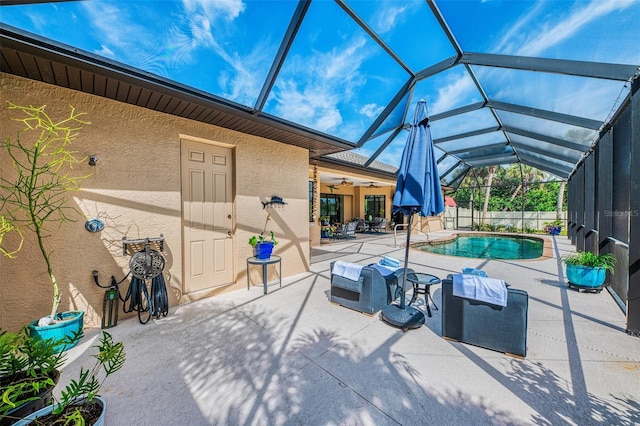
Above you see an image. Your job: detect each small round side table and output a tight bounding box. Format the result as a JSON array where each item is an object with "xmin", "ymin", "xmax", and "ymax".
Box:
[
  {"xmin": 406, "ymin": 273, "xmax": 441, "ymax": 317},
  {"xmin": 247, "ymin": 255, "xmax": 282, "ymax": 294}
]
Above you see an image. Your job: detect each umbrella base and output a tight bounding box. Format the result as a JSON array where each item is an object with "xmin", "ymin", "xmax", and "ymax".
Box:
[{"xmin": 380, "ymin": 304, "xmax": 425, "ymax": 330}]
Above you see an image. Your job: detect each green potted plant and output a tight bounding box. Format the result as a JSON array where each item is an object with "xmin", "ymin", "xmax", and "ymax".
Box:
[
  {"xmin": 561, "ymin": 250, "xmax": 616, "ymax": 290},
  {"xmin": 249, "ymin": 230, "xmax": 278, "ymax": 259},
  {"xmin": 13, "ymin": 331, "xmax": 125, "ymax": 426},
  {"xmin": 0, "ymin": 327, "xmax": 80, "ymax": 425},
  {"xmin": 544, "ymin": 219, "xmax": 563, "ymax": 235},
  {"xmin": 249, "ymin": 208, "xmax": 279, "ymax": 259},
  {"xmin": 319, "ymin": 216, "xmax": 331, "ymax": 238},
  {"xmin": 0, "ymin": 103, "xmax": 91, "ymax": 350}
]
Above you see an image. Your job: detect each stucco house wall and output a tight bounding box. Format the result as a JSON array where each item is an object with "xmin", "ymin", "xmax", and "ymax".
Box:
[{"xmin": 0, "ymin": 73, "xmax": 309, "ymax": 331}]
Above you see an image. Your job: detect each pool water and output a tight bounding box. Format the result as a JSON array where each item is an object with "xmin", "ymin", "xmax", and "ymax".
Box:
[{"xmin": 415, "ymin": 234, "xmax": 544, "ymax": 260}]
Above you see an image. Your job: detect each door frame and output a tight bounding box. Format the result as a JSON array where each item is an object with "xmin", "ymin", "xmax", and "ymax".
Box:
[{"xmin": 179, "ymin": 135, "xmax": 236, "ymax": 295}]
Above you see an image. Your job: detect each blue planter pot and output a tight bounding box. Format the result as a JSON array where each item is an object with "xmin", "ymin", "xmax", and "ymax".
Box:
[
  {"xmin": 255, "ymin": 242, "xmax": 275, "ymax": 259},
  {"xmin": 28, "ymin": 311, "xmax": 84, "ymax": 353},
  {"xmin": 13, "ymin": 396, "xmax": 105, "ymax": 426},
  {"xmin": 565, "ymin": 264, "xmax": 606, "ymax": 288}
]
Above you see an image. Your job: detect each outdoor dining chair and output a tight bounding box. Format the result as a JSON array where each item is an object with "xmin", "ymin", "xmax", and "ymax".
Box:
[
  {"xmin": 333, "ymin": 221, "xmax": 357, "ymax": 239},
  {"xmin": 369, "ymin": 218, "xmax": 387, "ymax": 233}
]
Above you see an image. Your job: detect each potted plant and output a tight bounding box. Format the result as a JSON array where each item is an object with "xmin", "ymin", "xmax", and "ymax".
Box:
[
  {"xmin": 544, "ymin": 219, "xmax": 563, "ymax": 235},
  {"xmin": 13, "ymin": 331, "xmax": 125, "ymax": 426},
  {"xmin": 0, "ymin": 327, "xmax": 80, "ymax": 425},
  {"xmin": 0, "ymin": 103, "xmax": 91, "ymax": 350},
  {"xmin": 248, "ymin": 207, "xmax": 279, "ymax": 259},
  {"xmin": 319, "ymin": 216, "xmax": 331, "ymax": 238},
  {"xmin": 561, "ymin": 250, "xmax": 616, "ymax": 290},
  {"xmin": 249, "ymin": 230, "xmax": 278, "ymax": 259}
]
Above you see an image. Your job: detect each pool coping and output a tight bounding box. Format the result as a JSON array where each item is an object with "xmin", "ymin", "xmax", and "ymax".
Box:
[{"xmin": 410, "ymin": 231, "xmax": 554, "ymax": 262}]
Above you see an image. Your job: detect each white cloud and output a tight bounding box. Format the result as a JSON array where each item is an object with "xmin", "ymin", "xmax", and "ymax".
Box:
[
  {"xmin": 81, "ymin": 0, "xmax": 266, "ymax": 104},
  {"xmin": 217, "ymin": 42, "xmax": 274, "ymax": 105},
  {"xmin": 272, "ymin": 35, "xmax": 375, "ymax": 134},
  {"xmin": 82, "ymin": 2, "xmax": 173, "ymax": 74},
  {"xmin": 180, "ymin": 0, "xmax": 245, "ymax": 50},
  {"xmin": 188, "ymin": 13, "xmax": 216, "ymax": 47},
  {"xmin": 372, "ymin": 2, "xmax": 410, "ymax": 34},
  {"xmin": 498, "ymin": 0, "xmax": 638, "ymax": 56},
  {"xmin": 182, "ymin": 0, "xmax": 245, "ymax": 20},
  {"xmin": 493, "ymin": 2, "xmax": 544, "ymax": 54},
  {"xmin": 360, "ymin": 103, "xmax": 384, "ymax": 118},
  {"xmin": 274, "ymin": 79, "xmax": 344, "ymax": 131},
  {"xmin": 82, "ymin": 2, "xmax": 138, "ymax": 51},
  {"xmin": 430, "ymin": 72, "xmax": 477, "ymax": 114},
  {"xmin": 321, "ymin": 37, "xmax": 368, "ymax": 80},
  {"xmin": 177, "ymin": 0, "xmax": 276, "ymax": 105}
]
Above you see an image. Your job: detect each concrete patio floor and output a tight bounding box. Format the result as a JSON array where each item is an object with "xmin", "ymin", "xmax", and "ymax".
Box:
[{"xmin": 59, "ymin": 231, "xmax": 640, "ymax": 425}]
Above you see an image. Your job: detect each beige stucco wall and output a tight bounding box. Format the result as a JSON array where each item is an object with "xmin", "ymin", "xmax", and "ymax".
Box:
[{"xmin": 0, "ymin": 73, "xmax": 309, "ymax": 331}]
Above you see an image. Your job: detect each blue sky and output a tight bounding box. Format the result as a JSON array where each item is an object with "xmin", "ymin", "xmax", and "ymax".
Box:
[{"xmin": 2, "ymin": 0, "xmax": 638, "ymax": 173}]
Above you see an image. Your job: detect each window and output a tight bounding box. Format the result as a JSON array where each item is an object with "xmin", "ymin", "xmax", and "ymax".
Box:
[
  {"xmin": 320, "ymin": 194, "xmax": 343, "ymax": 224},
  {"xmin": 365, "ymin": 195, "xmax": 385, "ymax": 220}
]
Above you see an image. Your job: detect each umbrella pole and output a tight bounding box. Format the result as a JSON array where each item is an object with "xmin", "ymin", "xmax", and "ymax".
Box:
[
  {"xmin": 380, "ymin": 210, "xmax": 425, "ymax": 330},
  {"xmin": 399, "ymin": 212, "xmax": 413, "ymax": 310}
]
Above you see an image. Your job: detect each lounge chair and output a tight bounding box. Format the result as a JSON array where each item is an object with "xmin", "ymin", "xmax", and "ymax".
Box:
[
  {"xmin": 441, "ymin": 277, "xmax": 528, "ymax": 357},
  {"xmin": 330, "ymin": 261, "xmax": 413, "ymax": 314}
]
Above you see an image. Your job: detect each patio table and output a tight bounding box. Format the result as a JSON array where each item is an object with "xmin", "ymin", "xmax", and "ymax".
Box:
[
  {"xmin": 247, "ymin": 255, "xmax": 282, "ymax": 294},
  {"xmin": 406, "ymin": 272, "xmax": 441, "ymax": 317}
]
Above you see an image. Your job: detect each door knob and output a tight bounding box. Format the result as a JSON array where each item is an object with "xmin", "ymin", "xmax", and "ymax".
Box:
[{"xmin": 227, "ymin": 231, "xmax": 232, "ymax": 236}]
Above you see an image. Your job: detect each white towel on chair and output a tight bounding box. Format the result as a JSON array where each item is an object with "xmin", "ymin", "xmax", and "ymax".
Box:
[
  {"xmin": 452, "ymin": 274, "xmax": 508, "ymax": 307},
  {"xmin": 332, "ymin": 261, "xmax": 364, "ymax": 282}
]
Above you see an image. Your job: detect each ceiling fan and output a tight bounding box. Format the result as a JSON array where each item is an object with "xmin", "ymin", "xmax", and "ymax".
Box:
[
  {"xmin": 367, "ymin": 182, "xmax": 381, "ymax": 189},
  {"xmin": 338, "ymin": 178, "xmax": 353, "ymax": 186}
]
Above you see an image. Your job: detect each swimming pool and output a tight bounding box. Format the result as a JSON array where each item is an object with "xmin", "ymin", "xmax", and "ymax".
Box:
[{"xmin": 414, "ymin": 233, "xmax": 544, "ymax": 260}]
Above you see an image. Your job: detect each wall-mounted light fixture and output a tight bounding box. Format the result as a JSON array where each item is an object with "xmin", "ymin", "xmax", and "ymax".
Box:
[
  {"xmin": 262, "ymin": 196, "xmax": 287, "ymax": 209},
  {"xmin": 88, "ymin": 155, "xmax": 98, "ymax": 166}
]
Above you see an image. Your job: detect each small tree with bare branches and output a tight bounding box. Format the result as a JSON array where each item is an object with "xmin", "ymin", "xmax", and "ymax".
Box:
[{"xmin": 0, "ymin": 103, "xmax": 90, "ymax": 323}]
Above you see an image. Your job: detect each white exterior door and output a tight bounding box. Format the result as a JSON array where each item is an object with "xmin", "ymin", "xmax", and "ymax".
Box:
[{"xmin": 181, "ymin": 139, "xmax": 233, "ymax": 293}]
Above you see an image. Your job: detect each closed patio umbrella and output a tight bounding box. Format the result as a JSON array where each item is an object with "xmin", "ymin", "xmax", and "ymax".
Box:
[{"xmin": 381, "ymin": 99, "xmax": 444, "ymax": 330}]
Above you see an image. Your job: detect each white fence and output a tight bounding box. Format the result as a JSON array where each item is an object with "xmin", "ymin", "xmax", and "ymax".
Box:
[{"xmin": 445, "ymin": 207, "xmax": 567, "ymax": 231}]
